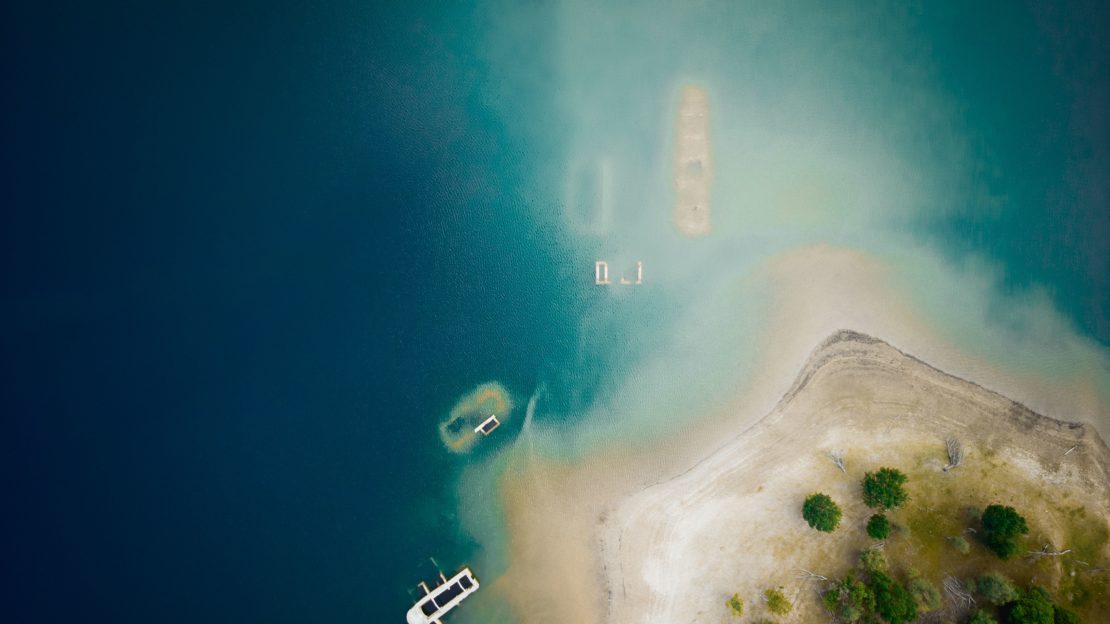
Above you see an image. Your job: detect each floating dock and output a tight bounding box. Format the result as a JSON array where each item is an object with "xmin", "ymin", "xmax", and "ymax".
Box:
[
  {"xmin": 406, "ymin": 568, "xmax": 480, "ymax": 624},
  {"xmin": 474, "ymin": 414, "xmax": 500, "ymax": 436}
]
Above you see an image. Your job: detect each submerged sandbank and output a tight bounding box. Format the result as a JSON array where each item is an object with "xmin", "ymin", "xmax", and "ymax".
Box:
[
  {"xmin": 673, "ymin": 86, "xmax": 713, "ymax": 236},
  {"xmin": 439, "ymin": 382, "xmax": 513, "ymax": 454}
]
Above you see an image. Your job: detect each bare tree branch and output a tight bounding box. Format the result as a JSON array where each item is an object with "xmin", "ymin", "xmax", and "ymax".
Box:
[
  {"xmin": 796, "ymin": 568, "xmax": 829, "ymax": 582},
  {"xmin": 829, "ymin": 449, "xmax": 846, "ymax": 473},
  {"xmin": 943, "ymin": 576, "xmax": 975, "ymax": 608},
  {"xmin": 1027, "ymin": 544, "xmax": 1071, "ymax": 560}
]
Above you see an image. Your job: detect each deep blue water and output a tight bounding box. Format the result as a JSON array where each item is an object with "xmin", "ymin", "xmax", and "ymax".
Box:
[
  {"xmin": 3, "ymin": 2, "xmax": 1108, "ymax": 623},
  {"xmin": 3, "ymin": 2, "xmax": 578, "ymax": 621}
]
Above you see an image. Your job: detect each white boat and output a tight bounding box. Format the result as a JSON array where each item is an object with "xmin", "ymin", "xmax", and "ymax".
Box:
[{"xmin": 406, "ymin": 568, "xmax": 479, "ymax": 624}]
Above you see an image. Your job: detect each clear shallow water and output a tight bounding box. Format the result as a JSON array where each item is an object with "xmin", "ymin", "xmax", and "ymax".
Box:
[{"xmin": 4, "ymin": 1, "xmax": 1107, "ymax": 622}]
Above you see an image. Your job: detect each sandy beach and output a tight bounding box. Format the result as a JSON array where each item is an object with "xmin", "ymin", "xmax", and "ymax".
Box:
[{"xmin": 600, "ymin": 331, "xmax": 1110, "ymax": 622}]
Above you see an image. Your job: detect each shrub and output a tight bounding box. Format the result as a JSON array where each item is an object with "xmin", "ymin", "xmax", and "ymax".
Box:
[
  {"xmin": 981, "ymin": 505, "xmax": 1029, "ymax": 560},
  {"xmin": 1004, "ymin": 586, "xmax": 1054, "ymax": 624},
  {"xmin": 950, "ymin": 535, "xmax": 971, "ymax": 554},
  {"xmin": 859, "ymin": 547, "xmax": 888, "ymax": 573},
  {"xmin": 870, "ymin": 571, "xmax": 918, "ymax": 624},
  {"xmin": 909, "ymin": 577, "xmax": 942, "ymax": 611},
  {"xmin": 976, "ymin": 573, "xmax": 1019, "ymax": 605},
  {"xmin": 726, "ymin": 593, "xmax": 744, "ymax": 617},
  {"xmin": 867, "ymin": 513, "xmax": 891, "ymax": 540},
  {"xmin": 1052, "ymin": 605, "xmax": 1080, "ymax": 624},
  {"xmin": 862, "ymin": 467, "xmax": 909, "ymax": 509},
  {"xmin": 764, "ymin": 587, "xmax": 792, "ymax": 616},
  {"xmin": 969, "ymin": 610, "xmax": 999, "ymax": 624},
  {"xmin": 803, "ymin": 493, "xmax": 842, "ymax": 532},
  {"xmin": 823, "ymin": 576, "xmax": 875, "ymax": 622}
]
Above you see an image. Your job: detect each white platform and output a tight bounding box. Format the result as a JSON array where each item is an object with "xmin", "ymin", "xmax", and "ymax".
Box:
[{"xmin": 406, "ymin": 568, "xmax": 479, "ymax": 624}]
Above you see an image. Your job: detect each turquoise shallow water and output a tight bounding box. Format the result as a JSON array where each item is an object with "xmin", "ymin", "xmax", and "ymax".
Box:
[
  {"xmin": 456, "ymin": 1, "xmax": 1110, "ymax": 620},
  {"xmin": 4, "ymin": 1, "xmax": 1107, "ymax": 623}
]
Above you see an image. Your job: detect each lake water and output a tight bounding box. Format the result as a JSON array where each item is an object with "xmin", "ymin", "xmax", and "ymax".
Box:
[{"xmin": 4, "ymin": 1, "xmax": 1107, "ymax": 622}]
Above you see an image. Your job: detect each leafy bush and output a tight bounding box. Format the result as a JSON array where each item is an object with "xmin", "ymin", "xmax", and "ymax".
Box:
[
  {"xmin": 1004, "ymin": 586, "xmax": 1054, "ymax": 624},
  {"xmin": 803, "ymin": 493, "xmax": 842, "ymax": 532},
  {"xmin": 862, "ymin": 467, "xmax": 909, "ymax": 509},
  {"xmin": 823, "ymin": 576, "xmax": 875, "ymax": 622},
  {"xmin": 870, "ymin": 571, "xmax": 918, "ymax": 624},
  {"xmin": 726, "ymin": 593, "xmax": 744, "ymax": 617},
  {"xmin": 764, "ymin": 587, "xmax": 792, "ymax": 616},
  {"xmin": 981, "ymin": 505, "xmax": 1029, "ymax": 560},
  {"xmin": 867, "ymin": 513, "xmax": 891, "ymax": 540},
  {"xmin": 859, "ymin": 547, "xmax": 888, "ymax": 573},
  {"xmin": 909, "ymin": 577, "xmax": 942, "ymax": 611},
  {"xmin": 1052, "ymin": 605, "xmax": 1080, "ymax": 624},
  {"xmin": 976, "ymin": 573, "xmax": 1019, "ymax": 605},
  {"xmin": 950, "ymin": 535, "xmax": 971, "ymax": 554},
  {"xmin": 969, "ymin": 610, "xmax": 999, "ymax": 624}
]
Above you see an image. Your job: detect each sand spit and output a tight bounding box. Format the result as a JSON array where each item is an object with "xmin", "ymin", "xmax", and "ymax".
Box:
[
  {"xmin": 496, "ymin": 332, "xmax": 1110, "ymax": 623},
  {"xmin": 673, "ymin": 86, "xmax": 713, "ymax": 236}
]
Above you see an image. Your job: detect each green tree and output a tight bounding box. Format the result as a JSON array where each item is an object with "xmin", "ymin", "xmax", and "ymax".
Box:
[
  {"xmin": 1052, "ymin": 605, "xmax": 1080, "ymax": 624},
  {"xmin": 867, "ymin": 513, "xmax": 891, "ymax": 540},
  {"xmin": 802, "ymin": 493, "xmax": 842, "ymax": 532},
  {"xmin": 764, "ymin": 587, "xmax": 792, "ymax": 616},
  {"xmin": 981, "ymin": 505, "xmax": 1029, "ymax": 560},
  {"xmin": 870, "ymin": 571, "xmax": 918, "ymax": 624},
  {"xmin": 969, "ymin": 610, "xmax": 999, "ymax": 624},
  {"xmin": 976, "ymin": 573, "xmax": 1019, "ymax": 605},
  {"xmin": 1004, "ymin": 587, "xmax": 1054, "ymax": 624},
  {"xmin": 726, "ymin": 593, "xmax": 744, "ymax": 617},
  {"xmin": 862, "ymin": 467, "xmax": 909, "ymax": 510},
  {"xmin": 909, "ymin": 577, "xmax": 942, "ymax": 611}
]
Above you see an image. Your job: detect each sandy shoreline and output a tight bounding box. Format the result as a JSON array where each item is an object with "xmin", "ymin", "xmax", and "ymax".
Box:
[
  {"xmin": 488, "ymin": 245, "xmax": 1110, "ymax": 617},
  {"xmin": 492, "ymin": 328, "xmax": 1110, "ymax": 623}
]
